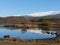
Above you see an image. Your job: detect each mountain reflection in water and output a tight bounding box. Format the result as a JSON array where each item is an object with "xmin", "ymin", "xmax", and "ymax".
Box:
[{"xmin": 0, "ymin": 27, "xmax": 56, "ymax": 40}]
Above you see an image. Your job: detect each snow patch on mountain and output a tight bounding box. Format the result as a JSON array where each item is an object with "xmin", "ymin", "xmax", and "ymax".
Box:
[{"xmin": 27, "ymin": 11, "xmax": 60, "ymax": 17}]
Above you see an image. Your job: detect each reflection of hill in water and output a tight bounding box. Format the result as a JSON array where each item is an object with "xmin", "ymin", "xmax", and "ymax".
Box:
[
  {"xmin": 0, "ymin": 27, "xmax": 57, "ymax": 40},
  {"xmin": 0, "ymin": 27, "xmax": 60, "ymax": 44}
]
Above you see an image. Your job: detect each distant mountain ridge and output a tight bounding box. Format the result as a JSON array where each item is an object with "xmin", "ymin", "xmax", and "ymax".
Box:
[
  {"xmin": 27, "ymin": 11, "xmax": 60, "ymax": 17},
  {"xmin": 41, "ymin": 14, "xmax": 60, "ymax": 19},
  {"xmin": 0, "ymin": 11, "xmax": 60, "ymax": 24},
  {"xmin": 25, "ymin": 11, "xmax": 60, "ymax": 19}
]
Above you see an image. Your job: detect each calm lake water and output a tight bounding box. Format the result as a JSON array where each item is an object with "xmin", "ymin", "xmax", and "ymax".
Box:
[{"xmin": 0, "ymin": 27, "xmax": 56, "ymax": 40}]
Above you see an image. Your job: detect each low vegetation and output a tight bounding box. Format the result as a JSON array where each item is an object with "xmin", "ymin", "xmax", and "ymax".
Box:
[{"xmin": 0, "ymin": 37, "xmax": 60, "ymax": 45}]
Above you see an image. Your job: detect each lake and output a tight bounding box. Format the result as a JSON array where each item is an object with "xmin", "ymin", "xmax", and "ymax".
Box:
[{"xmin": 0, "ymin": 27, "xmax": 56, "ymax": 40}]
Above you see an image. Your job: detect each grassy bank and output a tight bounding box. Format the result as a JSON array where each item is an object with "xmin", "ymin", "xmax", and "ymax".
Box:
[
  {"xmin": 0, "ymin": 37, "xmax": 60, "ymax": 45},
  {"xmin": 0, "ymin": 41, "xmax": 60, "ymax": 45}
]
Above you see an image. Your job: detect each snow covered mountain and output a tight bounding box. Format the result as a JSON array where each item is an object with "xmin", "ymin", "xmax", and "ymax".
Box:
[{"xmin": 27, "ymin": 11, "xmax": 60, "ymax": 17}]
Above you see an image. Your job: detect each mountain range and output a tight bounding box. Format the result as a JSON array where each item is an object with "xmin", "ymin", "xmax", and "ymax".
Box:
[
  {"xmin": 26, "ymin": 11, "xmax": 60, "ymax": 17},
  {"xmin": 25, "ymin": 11, "xmax": 60, "ymax": 19},
  {"xmin": 0, "ymin": 11, "xmax": 60, "ymax": 24}
]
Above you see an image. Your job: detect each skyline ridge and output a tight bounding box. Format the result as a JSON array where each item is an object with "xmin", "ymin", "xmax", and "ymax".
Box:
[{"xmin": 1, "ymin": 11, "xmax": 60, "ymax": 17}]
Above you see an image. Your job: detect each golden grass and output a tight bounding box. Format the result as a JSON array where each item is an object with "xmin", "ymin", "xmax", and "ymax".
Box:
[
  {"xmin": 0, "ymin": 38, "xmax": 60, "ymax": 45},
  {"xmin": 0, "ymin": 41, "xmax": 60, "ymax": 45}
]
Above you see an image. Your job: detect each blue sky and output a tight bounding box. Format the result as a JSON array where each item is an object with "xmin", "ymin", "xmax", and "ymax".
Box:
[{"xmin": 0, "ymin": 0, "xmax": 60, "ymax": 16}]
